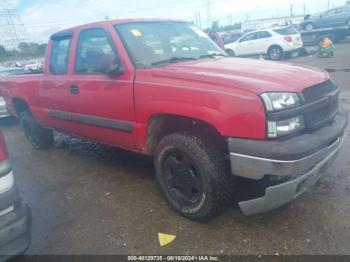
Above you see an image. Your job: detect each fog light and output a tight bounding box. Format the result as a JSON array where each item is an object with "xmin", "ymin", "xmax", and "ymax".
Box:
[{"xmin": 268, "ymin": 116, "xmax": 305, "ymax": 138}]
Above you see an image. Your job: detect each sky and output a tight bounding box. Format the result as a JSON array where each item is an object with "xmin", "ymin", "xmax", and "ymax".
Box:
[{"xmin": 1, "ymin": 0, "xmax": 348, "ymax": 44}]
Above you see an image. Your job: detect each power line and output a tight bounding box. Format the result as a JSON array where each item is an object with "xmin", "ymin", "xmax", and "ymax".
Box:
[{"xmin": 0, "ymin": 0, "xmax": 27, "ymax": 50}]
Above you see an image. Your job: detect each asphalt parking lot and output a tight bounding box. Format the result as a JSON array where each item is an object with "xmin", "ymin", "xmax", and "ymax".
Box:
[{"xmin": 1, "ymin": 41, "xmax": 350, "ymax": 256}]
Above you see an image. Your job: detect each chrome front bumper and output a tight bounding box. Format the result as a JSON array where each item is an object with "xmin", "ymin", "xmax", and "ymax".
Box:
[
  {"xmin": 230, "ymin": 136, "xmax": 343, "ymax": 180},
  {"xmin": 237, "ymin": 135, "xmax": 344, "ymax": 215},
  {"xmin": 228, "ymin": 110, "xmax": 347, "ymax": 216}
]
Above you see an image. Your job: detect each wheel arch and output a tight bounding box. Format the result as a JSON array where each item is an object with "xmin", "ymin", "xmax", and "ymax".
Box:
[
  {"xmin": 146, "ymin": 114, "xmax": 225, "ymax": 155},
  {"xmin": 12, "ymin": 97, "xmax": 30, "ymax": 116}
]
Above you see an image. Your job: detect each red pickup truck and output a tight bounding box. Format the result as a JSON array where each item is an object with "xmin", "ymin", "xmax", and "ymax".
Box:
[{"xmin": 1, "ymin": 19, "xmax": 347, "ymax": 221}]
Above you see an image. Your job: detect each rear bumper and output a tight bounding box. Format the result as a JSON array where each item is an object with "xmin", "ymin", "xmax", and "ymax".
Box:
[
  {"xmin": 0, "ymin": 162, "xmax": 31, "ymax": 258},
  {"xmin": 228, "ymin": 111, "xmax": 348, "ymax": 215},
  {"xmin": 0, "ymin": 202, "xmax": 31, "ymax": 258}
]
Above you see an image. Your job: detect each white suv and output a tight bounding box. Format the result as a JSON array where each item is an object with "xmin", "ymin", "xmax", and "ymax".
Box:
[{"xmin": 224, "ymin": 26, "xmax": 303, "ymax": 60}]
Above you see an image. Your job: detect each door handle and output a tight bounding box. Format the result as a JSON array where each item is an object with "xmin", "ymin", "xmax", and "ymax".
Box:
[{"xmin": 70, "ymin": 85, "xmax": 79, "ymax": 95}]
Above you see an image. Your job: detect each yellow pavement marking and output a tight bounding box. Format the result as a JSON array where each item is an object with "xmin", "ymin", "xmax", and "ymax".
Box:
[{"xmin": 158, "ymin": 233, "xmax": 176, "ymax": 247}]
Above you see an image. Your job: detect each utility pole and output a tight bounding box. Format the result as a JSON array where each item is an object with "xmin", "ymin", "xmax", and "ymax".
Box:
[
  {"xmin": 198, "ymin": 11, "xmax": 202, "ymax": 29},
  {"xmin": 0, "ymin": 0, "xmax": 27, "ymax": 50},
  {"xmin": 303, "ymin": 3, "xmax": 306, "ymax": 15},
  {"xmin": 290, "ymin": 4, "xmax": 294, "ymax": 17},
  {"xmin": 327, "ymin": 0, "xmax": 330, "ymax": 10},
  {"xmin": 206, "ymin": 0, "xmax": 212, "ymax": 29}
]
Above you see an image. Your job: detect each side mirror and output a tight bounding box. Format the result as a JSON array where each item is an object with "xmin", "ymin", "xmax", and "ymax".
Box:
[{"xmin": 107, "ymin": 57, "xmax": 124, "ymax": 77}]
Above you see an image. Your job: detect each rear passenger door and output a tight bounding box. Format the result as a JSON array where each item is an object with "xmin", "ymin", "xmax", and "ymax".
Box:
[
  {"xmin": 254, "ymin": 31, "xmax": 273, "ymax": 54},
  {"xmin": 41, "ymin": 33, "xmax": 74, "ymax": 130},
  {"xmin": 68, "ymin": 27, "xmax": 136, "ymax": 149}
]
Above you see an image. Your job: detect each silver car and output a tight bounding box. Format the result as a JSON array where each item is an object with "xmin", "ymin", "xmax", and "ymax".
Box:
[
  {"xmin": 300, "ymin": 5, "xmax": 350, "ymax": 30},
  {"xmin": 0, "ymin": 68, "xmax": 28, "ymax": 118}
]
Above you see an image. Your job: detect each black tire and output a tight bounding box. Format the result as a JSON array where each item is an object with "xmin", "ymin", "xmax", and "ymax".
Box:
[
  {"xmin": 20, "ymin": 111, "xmax": 54, "ymax": 149},
  {"xmin": 226, "ymin": 49, "xmax": 235, "ymax": 57},
  {"xmin": 268, "ymin": 46, "xmax": 283, "ymax": 60},
  {"xmin": 154, "ymin": 132, "xmax": 232, "ymax": 222}
]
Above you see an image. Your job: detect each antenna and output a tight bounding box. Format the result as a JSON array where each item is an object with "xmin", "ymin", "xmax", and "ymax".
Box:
[{"xmin": 0, "ymin": 0, "xmax": 28, "ymax": 50}]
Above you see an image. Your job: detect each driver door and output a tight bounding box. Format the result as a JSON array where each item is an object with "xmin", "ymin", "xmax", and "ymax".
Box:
[
  {"xmin": 67, "ymin": 27, "xmax": 136, "ymax": 149},
  {"xmin": 236, "ymin": 32, "xmax": 258, "ymax": 56}
]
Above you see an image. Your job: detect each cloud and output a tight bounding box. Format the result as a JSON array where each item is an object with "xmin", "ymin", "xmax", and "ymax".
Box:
[
  {"xmin": 19, "ymin": 0, "xmax": 202, "ymax": 42},
  {"xmin": 17, "ymin": 0, "xmax": 348, "ymax": 43}
]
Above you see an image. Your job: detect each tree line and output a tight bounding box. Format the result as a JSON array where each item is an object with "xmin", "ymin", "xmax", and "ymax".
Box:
[{"xmin": 0, "ymin": 42, "xmax": 47, "ymax": 61}]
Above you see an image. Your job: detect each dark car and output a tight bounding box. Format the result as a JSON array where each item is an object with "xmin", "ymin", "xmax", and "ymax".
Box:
[
  {"xmin": 300, "ymin": 5, "xmax": 350, "ymax": 30},
  {"xmin": 0, "ymin": 130, "xmax": 30, "ymax": 259}
]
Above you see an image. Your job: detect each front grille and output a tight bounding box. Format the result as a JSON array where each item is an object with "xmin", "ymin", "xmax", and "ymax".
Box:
[
  {"xmin": 302, "ymin": 80, "xmax": 337, "ymax": 102},
  {"xmin": 303, "ymin": 80, "xmax": 339, "ymax": 129}
]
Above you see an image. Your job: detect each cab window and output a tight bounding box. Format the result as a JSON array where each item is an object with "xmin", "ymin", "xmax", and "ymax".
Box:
[
  {"xmin": 240, "ymin": 32, "xmax": 257, "ymax": 42},
  {"xmin": 256, "ymin": 31, "xmax": 272, "ymax": 39},
  {"xmin": 49, "ymin": 36, "xmax": 71, "ymax": 75},
  {"xmin": 75, "ymin": 28, "xmax": 119, "ymax": 74}
]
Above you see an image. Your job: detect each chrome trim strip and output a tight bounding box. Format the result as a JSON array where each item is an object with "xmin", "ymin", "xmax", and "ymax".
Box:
[{"xmin": 49, "ymin": 110, "xmax": 134, "ymax": 133}]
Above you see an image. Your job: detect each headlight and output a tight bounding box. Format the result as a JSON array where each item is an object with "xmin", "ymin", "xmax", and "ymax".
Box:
[
  {"xmin": 261, "ymin": 92, "xmax": 300, "ymax": 112},
  {"xmin": 268, "ymin": 116, "xmax": 305, "ymax": 138}
]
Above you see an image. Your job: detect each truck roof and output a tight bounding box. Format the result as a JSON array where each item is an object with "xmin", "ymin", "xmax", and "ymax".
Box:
[{"xmin": 50, "ymin": 18, "xmax": 185, "ymax": 38}]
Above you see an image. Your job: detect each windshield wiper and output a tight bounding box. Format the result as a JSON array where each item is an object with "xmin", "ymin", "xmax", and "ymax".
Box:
[
  {"xmin": 151, "ymin": 57, "xmax": 198, "ymax": 67},
  {"xmin": 199, "ymin": 53, "xmax": 227, "ymax": 59}
]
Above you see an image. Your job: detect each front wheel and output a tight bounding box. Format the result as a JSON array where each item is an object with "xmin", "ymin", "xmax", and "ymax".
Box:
[
  {"xmin": 226, "ymin": 49, "xmax": 235, "ymax": 57},
  {"xmin": 20, "ymin": 111, "xmax": 54, "ymax": 149},
  {"xmin": 268, "ymin": 46, "xmax": 283, "ymax": 60},
  {"xmin": 154, "ymin": 132, "xmax": 232, "ymax": 222}
]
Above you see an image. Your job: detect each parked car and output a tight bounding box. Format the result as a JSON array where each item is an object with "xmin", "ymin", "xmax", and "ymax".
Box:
[
  {"xmin": 300, "ymin": 5, "xmax": 350, "ymax": 31},
  {"xmin": 225, "ymin": 26, "xmax": 303, "ymax": 60},
  {"xmin": 0, "ymin": 130, "xmax": 31, "ymax": 258},
  {"xmin": 221, "ymin": 32, "xmax": 242, "ymax": 45},
  {"xmin": 0, "ymin": 68, "xmax": 29, "ymax": 118},
  {"xmin": 1, "ymin": 19, "xmax": 347, "ymax": 221}
]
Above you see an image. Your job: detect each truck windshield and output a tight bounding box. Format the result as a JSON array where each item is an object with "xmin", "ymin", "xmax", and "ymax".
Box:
[{"xmin": 115, "ymin": 22, "xmax": 226, "ymax": 68}]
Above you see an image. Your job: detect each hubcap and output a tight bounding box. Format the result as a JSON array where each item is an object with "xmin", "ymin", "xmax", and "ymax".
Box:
[
  {"xmin": 306, "ymin": 24, "xmax": 313, "ymax": 31},
  {"xmin": 271, "ymin": 48, "xmax": 281, "ymax": 60},
  {"xmin": 163, "ymin": 151, "xmax": 202, "ymax": 205}
]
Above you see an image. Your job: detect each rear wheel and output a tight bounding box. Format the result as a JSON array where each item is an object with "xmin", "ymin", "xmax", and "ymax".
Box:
[
  {"xmin": 226, "ymin": 49, "xmax": 235, "ymax": 57},
  {"xmin": 20, "ymin": 111, "xmax": 54, "ymax": 149},
  {"xmin": 268, "ymin": 46, "xmax": 283, "ymax": 60},
  {"xmin": 154, "ymin": 132, "xmax": 232, "ymax": 222}
]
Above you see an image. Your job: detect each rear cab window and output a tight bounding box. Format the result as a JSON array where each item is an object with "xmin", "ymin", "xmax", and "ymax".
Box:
[
  {"xmin": 273, "ymin": 26, "xmax": 299, "ymax": 35},
  {"xmin": 49, "ymin": 34, "xmax": 72, "ymax": 75}
]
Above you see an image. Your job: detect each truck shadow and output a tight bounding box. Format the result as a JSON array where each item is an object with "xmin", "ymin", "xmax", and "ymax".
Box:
[
  {"xmin": 53, "ymin": 132, "xmax": 271, "ymax": 218},
  {"xmin": 0, "ymin": 117, "xmax": 19, "ymax": 128}
]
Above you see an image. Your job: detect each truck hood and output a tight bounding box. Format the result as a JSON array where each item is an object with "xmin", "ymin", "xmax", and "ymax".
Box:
[{"xmin": 150, "ymin": 57, "xmax": 329, "ymax": 95}]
